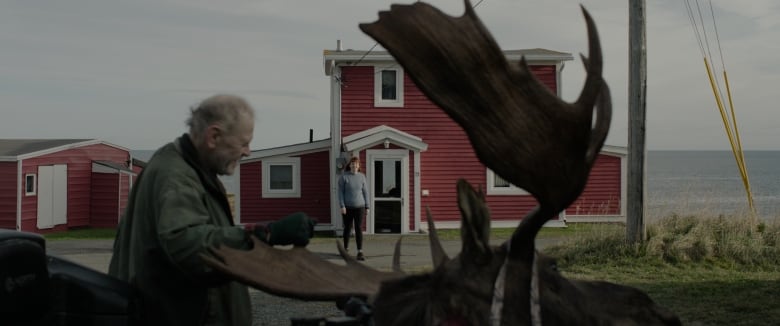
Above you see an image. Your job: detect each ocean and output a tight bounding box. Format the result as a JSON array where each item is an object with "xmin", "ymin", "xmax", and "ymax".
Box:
[
  {"xmin": 647, "ymin": 150, "xmax": 780, "ymax": 220},
  {"xmin": 131, "ymin": 150, "xmax": 780, "ymax": 220}
]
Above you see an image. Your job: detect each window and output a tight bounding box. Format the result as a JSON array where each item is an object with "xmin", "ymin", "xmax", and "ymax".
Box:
[
  {"xmin": 270, "ymin": 165, "xmax": 293, "ymax": 190},
  {"xmin": 25, "ymin": 174, "xmax": 36, "ymax": 196},
  {"xmin": 262, "ymin": 157, "xmax": 301, "ymax": 198},
  {"xmin": 381, "ymin": 70, "xmax": 397, "ymax": 100},
  {"xmin": 374, "ymin": 66, "xmax": 404, "ymax": 107},
  {"xmin": 486, "ymin": 169, "xmax": 529, "ymax": 195}
]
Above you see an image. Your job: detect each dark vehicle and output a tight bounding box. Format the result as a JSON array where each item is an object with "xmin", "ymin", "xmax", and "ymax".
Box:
[
  {"xmin": 0, "ymin": 229, "xmax": 368, "ymax": 326},
  {"xmin": 1, "ymin": 229, "xmax": 135, "ymax": 326}
]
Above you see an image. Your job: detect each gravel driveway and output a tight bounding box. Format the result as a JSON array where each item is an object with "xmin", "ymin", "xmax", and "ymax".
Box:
[{"xmin": 46, "ymin": 234, "xmax": 564, "ymax": 325}]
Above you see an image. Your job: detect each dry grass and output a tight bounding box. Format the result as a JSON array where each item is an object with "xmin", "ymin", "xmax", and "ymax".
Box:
[
  {"xmin": 545, "ymin": 213, "xmax": 780, "ymax": 325},
  {"xmin": 647, "ymin": 213, "xmax": 780, "ymax": 267},
  {"xmin": 547, "ymin": 213, "xmax": 780, "ymax": 270}
]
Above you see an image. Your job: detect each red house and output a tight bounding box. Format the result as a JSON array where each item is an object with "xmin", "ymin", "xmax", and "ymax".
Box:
[
  {"xmin": 0, "ymin": 139, "xmax": 140, "ymax": 232},
  {"xmin": 237, "ymin": 47, "xmax": 626, "ymax": 233}
]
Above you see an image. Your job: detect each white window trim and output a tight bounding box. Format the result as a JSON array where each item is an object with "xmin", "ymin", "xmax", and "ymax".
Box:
[
  {"xmin": 486, "ymin": 169, "xmax": 529, "ymax": 196},
  {"xmin": 25, "ymin": 173, "xmax": 36, "ymax": 196},
  {"xmin": 261, "ymin": 157, "xmax": 301, "ymax": 198},
  {"xmin": 374, "ymin": 66, "xmax": 404, "ymax": 107}
]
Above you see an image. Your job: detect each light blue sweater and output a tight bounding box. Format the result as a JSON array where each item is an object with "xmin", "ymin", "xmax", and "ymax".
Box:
[{"xmin": 338, "ymin": 171, "xmax": 370, "ymax": 209}]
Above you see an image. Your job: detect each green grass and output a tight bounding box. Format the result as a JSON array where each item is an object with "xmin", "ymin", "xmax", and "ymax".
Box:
[
  {"xmin": 44, "ymin": 227, "xmax": 117, "ymax": 240},
  {"xmin": 560, "ymin": 264, "xmax": 780, "ymax": 326},
  {"xmin": 432, "ymin": 222, "xmax": 620, "ymax": 241},
  {"xmin": 544, "ymin": 213, "xmax": 780, "ymax": 325}
]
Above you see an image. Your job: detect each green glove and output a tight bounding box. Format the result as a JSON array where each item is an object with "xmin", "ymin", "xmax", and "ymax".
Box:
[{"xmin": 262, "ymin": 212, "xmax": 316, "ymax": 247}]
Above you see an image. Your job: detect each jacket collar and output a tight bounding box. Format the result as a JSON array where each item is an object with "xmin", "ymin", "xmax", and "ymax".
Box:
[{"xmin": 177, "ymin": 134, "xmax": 234, "ymax": 223}]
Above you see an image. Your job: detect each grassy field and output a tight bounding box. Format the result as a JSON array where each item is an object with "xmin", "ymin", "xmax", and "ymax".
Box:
[
  {"xmin": 44, "ymin": 227, "xmax": 117, "ymax": 240},
  {"xmin": 545, "ymin": 214, "xmax": 780, "ymax": 325},
  {"xmin": 43, "ymin": 216, "xmax": 779, "ymax": 325}
]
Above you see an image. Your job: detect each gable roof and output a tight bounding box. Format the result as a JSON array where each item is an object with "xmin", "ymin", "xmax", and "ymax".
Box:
[
  {"xmin": 343, "ymin": 125, "xmax": 428, "ymax": 152},
  {"xmin": 0, "ymin": 139, "xmax": 129, "ymax": 161},
  {"xmin": 242, "ymin": 139, "xmax": 331, "ymax": 164},
  {"xmin": 601, "ymin": 145, "xmax": 628, "ymax": 157},
  {"xmin": 131, "ymin": 158, "xmax": 147, "ymax": 169},
  {"xmin": 324, "ymin": 48, "xmax": 574, "ymax": 75},
  {"xmin": 93, "ymin": 160, "xmax": 135, "ymax": 173}
]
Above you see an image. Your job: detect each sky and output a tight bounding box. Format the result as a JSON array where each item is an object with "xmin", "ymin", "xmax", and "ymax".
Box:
[{"xmin": 2, "ymin": 0, "xmax": 778, "ymax": 151}]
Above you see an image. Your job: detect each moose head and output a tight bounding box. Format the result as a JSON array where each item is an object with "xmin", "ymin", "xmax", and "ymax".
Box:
[
  {"xmin": 203, "ymin": 1, "xmax": 681, "ymax": 325},
  {"xmin": 368, "ymin": 180, "xmax": 681, "ymax": 325}
]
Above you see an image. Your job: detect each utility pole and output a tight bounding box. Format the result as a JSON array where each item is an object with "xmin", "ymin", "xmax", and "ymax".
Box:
[{"xmin": 627, "ymin": 0, "xmax": 647, "ymax": 243}]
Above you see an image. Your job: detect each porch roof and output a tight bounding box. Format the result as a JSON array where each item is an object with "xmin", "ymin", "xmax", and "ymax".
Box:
[{"xmin": 343, "ymin": 125, "xmax": 428, "ymax": 152}]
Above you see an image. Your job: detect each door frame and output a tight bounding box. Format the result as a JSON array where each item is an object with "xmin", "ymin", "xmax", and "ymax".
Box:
[{"xmin": 366, "ymin": 149, "xmax": 409, "ymax": 234}]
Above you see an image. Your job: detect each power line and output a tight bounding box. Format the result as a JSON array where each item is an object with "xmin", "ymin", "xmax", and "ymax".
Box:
[
  {"xmin": 684, "ymin": 0, "xmax": 705, "ymax": 55},
  {"xmin": 708, "ymin": 0, "xmax": 727, "ymax": 70}
]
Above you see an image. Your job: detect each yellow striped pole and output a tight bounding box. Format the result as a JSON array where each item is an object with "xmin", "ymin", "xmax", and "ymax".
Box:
[{"xmin": 703, "ymin": 58, "xmax": 756, "ymax": 216}]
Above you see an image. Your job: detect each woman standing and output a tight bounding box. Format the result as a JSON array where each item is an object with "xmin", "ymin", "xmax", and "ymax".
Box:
[{"xmin": 338, "ymin": 156, "xmax": 370, "ymax": 260}]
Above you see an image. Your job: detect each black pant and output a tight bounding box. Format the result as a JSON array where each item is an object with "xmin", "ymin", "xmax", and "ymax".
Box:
[{"xmin": 342, "ymin": 207, "xmax": 365, "ymax": 251}]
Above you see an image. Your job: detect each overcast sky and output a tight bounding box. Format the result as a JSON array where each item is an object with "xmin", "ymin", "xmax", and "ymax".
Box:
[{"xmin": 2, "ymin": 0, "xmax": 778, "ymax": 150}]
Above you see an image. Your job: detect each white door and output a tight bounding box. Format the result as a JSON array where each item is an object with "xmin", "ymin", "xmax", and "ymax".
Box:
[
  {"xmin": 367, "ymin": 149, "xmax": 409, "ymax": 234},
  {"xmin": 37, "ymin": 164, "xmax": 67, "ymax": 229}
]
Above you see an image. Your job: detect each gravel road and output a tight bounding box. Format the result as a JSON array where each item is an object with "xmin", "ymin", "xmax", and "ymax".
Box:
[{"xmin": 46, "ymin": 234, "xmax": 564, "ymax": 325}]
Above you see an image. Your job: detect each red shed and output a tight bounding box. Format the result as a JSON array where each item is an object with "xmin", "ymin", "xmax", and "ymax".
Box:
[
  {"xmin": 238, "ymin": 46, "xmax": 626, "ymax": 234},
  {"xmin": 0, "ymin": 139, "xmax": 140, "ymax": 233}
]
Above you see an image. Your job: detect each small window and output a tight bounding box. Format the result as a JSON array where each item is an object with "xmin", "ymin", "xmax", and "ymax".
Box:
[
  {"xmin": 381, "ymin": 70, "xmax": 397, "ymax": 100},
  {"xmin": 269, "ymin": 165, "xmax": 293, "ymax": 190},
  {"xmin": 374, "ymin": 66, "xmax": 404, "ymax": 107},
  {"xmin": 494, "ymin": 174, "xmax": 511, "ymax": 188},
  {"xmin": 262, "ymin": 157, "xmax": 301, "ymax": 198},
  {"xmin": 25, "ymin": 174, "xmax": 36, "ymax": 196},
  {"xmin": 486, "ymin": 169, "xmax": 529, "ymax": 195}
]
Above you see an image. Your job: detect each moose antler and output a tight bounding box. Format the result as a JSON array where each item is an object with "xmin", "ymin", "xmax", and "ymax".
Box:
[
  {"xmin": 359, "ymin": 0, "xmax": 611, "ymax": 242},
  {"xmin": 202, "ymin": 237, "xmax": 404, "ymax": 301},
  {"xmin": 204, "ymin": 0, "xmax": 610, "ymax": 305},
  {"xmin": 359, "ymin": 4, "xmax": 612, "ymax": 324},
  {"xmin": 203, "ymin": 4, "xmax": 681, "ymax": 326}
]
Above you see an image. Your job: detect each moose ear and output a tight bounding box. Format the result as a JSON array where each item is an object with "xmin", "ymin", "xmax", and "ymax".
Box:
[
  {"xmin": 426, "ymin": 207, "xmax": 450, "ymax": 268},
  {"xmin": 456, "ymin": 179, "xmax": 492, "ymax": 262}
]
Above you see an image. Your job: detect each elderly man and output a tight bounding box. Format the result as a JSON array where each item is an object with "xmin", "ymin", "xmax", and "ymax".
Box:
[{"xmin": 109, "ymin": 94, "xmax": 315, "ymax": 326}]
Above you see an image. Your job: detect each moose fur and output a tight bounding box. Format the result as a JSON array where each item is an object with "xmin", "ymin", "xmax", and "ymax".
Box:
[{"xmin": 370, "ymin": 180, "xmax": 681, "ymax": 326}]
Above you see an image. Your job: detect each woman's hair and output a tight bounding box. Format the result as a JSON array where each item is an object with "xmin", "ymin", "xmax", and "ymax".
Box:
[{"xmin": 346, "ymin": 156, "xmax": 360, "ymax": 172}]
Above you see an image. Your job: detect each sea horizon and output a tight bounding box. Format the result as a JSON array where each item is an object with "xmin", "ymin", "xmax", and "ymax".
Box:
[
  {"xmin": 646, "ymin": 150, "xmax": 779, "ymax": 220},
  {"xmin": 130, "ymin": 150, "xmax": 780, "ymax": 220}
]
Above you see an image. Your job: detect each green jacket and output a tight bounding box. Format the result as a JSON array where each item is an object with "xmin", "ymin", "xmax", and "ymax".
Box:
[{"xmin": 109, "ymin": 135, "xmax": 252, "ymax": 326}]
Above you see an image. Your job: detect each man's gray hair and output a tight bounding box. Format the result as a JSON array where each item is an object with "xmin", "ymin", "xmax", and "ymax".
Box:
[{"xmin": 187, "ymin": 94, "xmax": 255, "ymax": 141}]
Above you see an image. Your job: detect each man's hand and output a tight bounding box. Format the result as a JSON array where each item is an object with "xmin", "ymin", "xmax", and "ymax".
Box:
[{"xmin": 266, "ymin": 212, "xmax": 316, "ymax": 247}]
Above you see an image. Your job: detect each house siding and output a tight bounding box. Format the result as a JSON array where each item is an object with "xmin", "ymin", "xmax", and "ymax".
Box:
[
  {"xmin": 0, "ymin": 162, "xmax": 18, "ymax": 229},
  {"xmin": 90, "ymin": 172, "xmax": 119, "ymax": 228},
  {"xmin": 566, "ymin": 154, "xmax": 622, "ymax": 216},
  {"xmin": 119, "ymin": 173, "xmax": 130, "ymax": 218},
  {"xmin": 20, "ymin": 143, "xmax": 129, "ymax": 232},
  {"xmin": 241, "ymin": 150, "xmax": 331, "ymax": 225},
  {"xmin": 341, "ymin": 65, "xmax": 558, "ymax": 225},
  {"xmin": 240, "ymin": 161, "xmax": 262, "ymax": 222}
]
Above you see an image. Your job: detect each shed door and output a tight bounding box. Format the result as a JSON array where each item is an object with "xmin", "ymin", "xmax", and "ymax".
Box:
[{"xmin": 37, "ymin": 164, "xmax": 67, "ymax": 229}]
